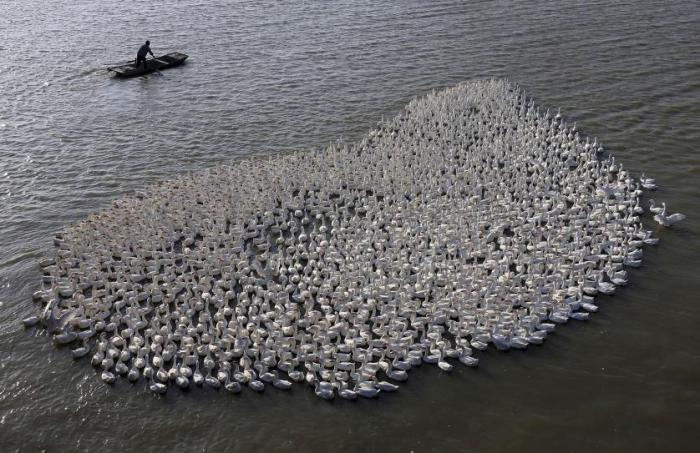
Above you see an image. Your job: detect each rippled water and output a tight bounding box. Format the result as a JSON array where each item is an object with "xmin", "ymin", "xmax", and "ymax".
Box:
[{"xmin": 1, "ymin": 0, "xmax": 698, "ymax": 451}]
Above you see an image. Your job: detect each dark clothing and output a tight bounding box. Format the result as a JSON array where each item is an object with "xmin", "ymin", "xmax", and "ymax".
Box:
[
  {"xmin": 135, "ymin": 43, "xmax": 153, "ymax": 68},
  {"xmin": 137, "ymin": 43, "xmax": 153, "ymax": 59}
]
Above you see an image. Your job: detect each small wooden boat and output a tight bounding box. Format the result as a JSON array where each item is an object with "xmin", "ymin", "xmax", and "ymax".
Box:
[{"xmin": 108, "ymin": 52, "xmax": 188, "ymax": 78}]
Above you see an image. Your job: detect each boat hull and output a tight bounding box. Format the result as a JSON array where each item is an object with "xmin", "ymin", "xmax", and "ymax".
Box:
[{"xmin": 108, "ymin": 52, "xmax": 188, "ymax": 78}]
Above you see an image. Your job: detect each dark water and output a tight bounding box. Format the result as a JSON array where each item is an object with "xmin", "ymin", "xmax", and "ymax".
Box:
[{"xmin": 1, "ymin": 0, "xmax": 699, "ymax": 451}]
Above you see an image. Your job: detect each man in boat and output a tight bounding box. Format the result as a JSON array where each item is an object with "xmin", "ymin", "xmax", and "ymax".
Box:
[{"xmin": 135, "ymin": 40, "xmax": 154, "ymax": 69}]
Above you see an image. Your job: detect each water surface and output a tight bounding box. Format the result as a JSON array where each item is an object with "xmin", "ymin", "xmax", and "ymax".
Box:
[{"xmin": 1, "ymin": 0, "xmax": 699, "ymax": 451}]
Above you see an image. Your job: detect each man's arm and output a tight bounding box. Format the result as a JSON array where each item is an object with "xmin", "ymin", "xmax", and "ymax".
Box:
[{"xmin": 149, "ymin": 48, "xmax": 154, "ymax": 57}]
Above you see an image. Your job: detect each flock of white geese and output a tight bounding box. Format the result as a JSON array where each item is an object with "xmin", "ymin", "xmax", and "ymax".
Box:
[{"xmin": 24, "ymin": 79, "xmax": 684, "ymax": 399}]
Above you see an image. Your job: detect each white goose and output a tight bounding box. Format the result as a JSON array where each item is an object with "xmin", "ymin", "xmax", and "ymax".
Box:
[
  {"xmin": 26, "ymin": 79, "xmax": 684, "ymax": 401},
  {"xmin": 654, "ymin": 203, "xmax": 686, "ymax": 227}
]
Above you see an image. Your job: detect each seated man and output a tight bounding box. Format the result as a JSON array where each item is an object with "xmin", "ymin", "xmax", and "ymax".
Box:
[{"xmin": 135, "ymin": 40, "xmax": 154, "ymax": 69}]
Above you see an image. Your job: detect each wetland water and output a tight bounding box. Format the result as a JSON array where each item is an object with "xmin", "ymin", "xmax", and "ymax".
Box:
[{"xmin": 0, "ymin": 0, "xmax": 698, "ymax": 451}]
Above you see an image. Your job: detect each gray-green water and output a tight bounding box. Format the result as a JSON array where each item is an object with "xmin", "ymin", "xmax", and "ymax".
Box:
[{"xmin": 1, "ymin": 0, "xmax": 698, "ymax": 451}]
